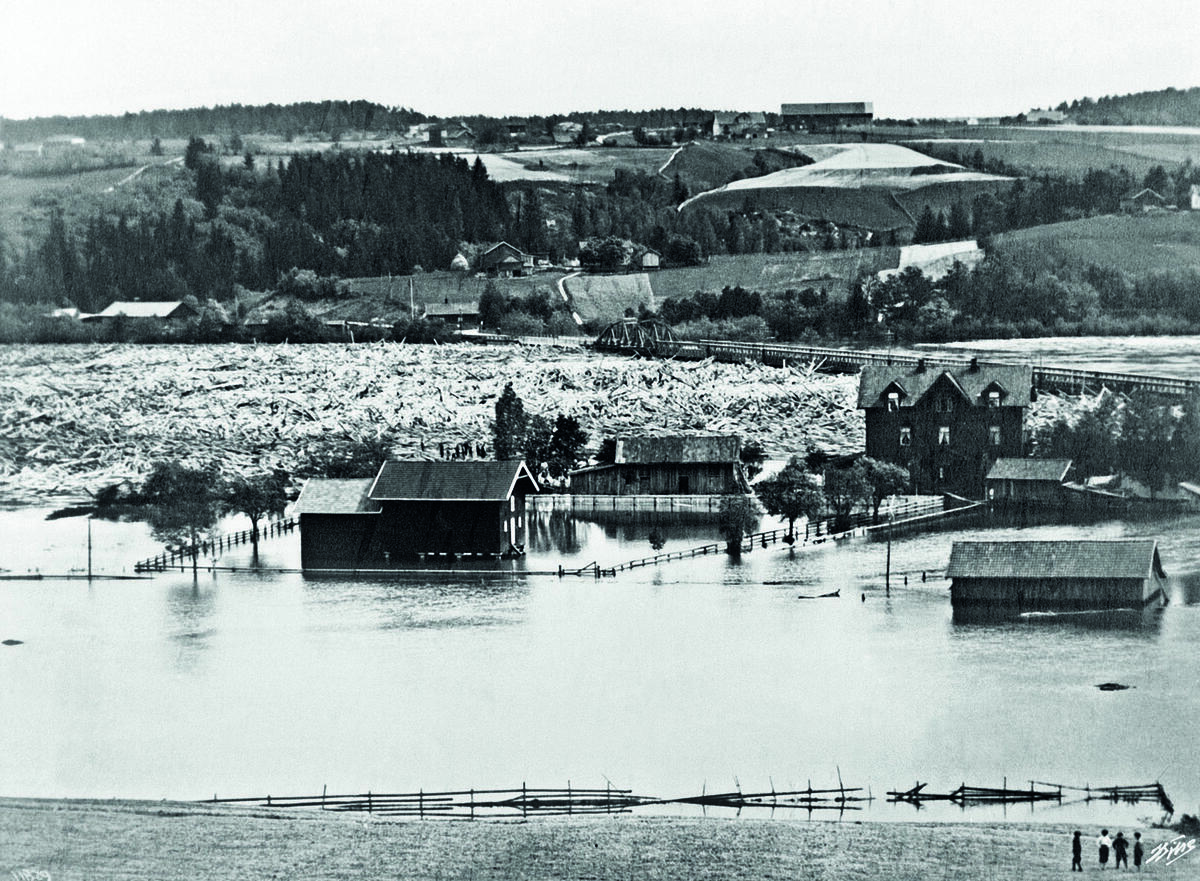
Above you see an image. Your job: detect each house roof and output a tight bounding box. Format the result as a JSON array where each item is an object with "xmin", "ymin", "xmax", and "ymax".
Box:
[
  {"xmin": 293, "ymin": 478, "xmax": 380, "ymax": 515},
  {"xmin": 986, "ymin": 458, "xmax": 1073, "ymax": 482},
  {"xmin": 945, "ymin": 540, "xmax": 1164, "ymax": 581},
  {"xmin": 368, "ymin": 460, "xmax": 539, "ymax": 501},
  {"xmin": 1125, "ymin": 188, "xmax": 1165, "ymax": 203},
  {"xmin": 614, "ymin": 433, "xmax": 741, "ymax": 465},
  {"xmin": 90, "ymin": 301, "xmax": 193, "ymax": 319},
  {"xmin": 857, "ymin": 363, "xmax": 1033, "ymax": 409}
]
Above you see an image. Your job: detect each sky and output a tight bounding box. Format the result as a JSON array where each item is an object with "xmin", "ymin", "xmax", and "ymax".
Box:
[{"xmin": 4, "ymin": 0, "xmax": 1200, "ymax": 122}]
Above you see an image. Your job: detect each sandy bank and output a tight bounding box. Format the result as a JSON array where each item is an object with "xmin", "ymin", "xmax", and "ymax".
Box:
[{"xmin": 2, "ymin": 797, "xmax": 1193, "ymax": 880}]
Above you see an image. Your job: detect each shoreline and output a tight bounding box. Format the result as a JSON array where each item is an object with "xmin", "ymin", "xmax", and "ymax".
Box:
[{"xmin": 2, "ymin": 797, "xmax": 1193, "ymax": 880}]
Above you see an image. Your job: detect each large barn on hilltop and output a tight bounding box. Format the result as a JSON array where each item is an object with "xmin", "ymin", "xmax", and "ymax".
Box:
[{"xmin": 781, "ymin": 102, "xmax": 874, "ymax": 131}]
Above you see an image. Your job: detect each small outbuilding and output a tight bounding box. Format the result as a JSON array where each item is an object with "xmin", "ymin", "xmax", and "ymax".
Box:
[
  {"xmin": 479, "ymin": 242, "xmax": 530, "ymax": 277},
  {"xmin": 569, "ymin": 433, "xmax": 749, "ymax": 495},
  {"xmin": 947, "ymin": 539, "xmax": 1168, "ymax": 613},
  {"xmin": 985, "ymin": 458, "xmax": 1073, "ymax": 502},
  {"xmin": 296, "ymin": 460, "xmax": 539, "ymax": 568}
]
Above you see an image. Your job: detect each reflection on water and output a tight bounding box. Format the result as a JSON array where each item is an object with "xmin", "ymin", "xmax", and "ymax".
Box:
[
  {"xmin": 953, "ymin": 605, "xmax": 1166, "ymax": 632},
  {"xmin": 2, "ymin": 505, "xmax": 1199, "ymax": 827}
]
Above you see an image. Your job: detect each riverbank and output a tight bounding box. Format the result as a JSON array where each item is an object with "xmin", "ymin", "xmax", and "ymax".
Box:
[{"xmin": 2, "ymin": 798, "xmax": 1192, "ymax": 880}]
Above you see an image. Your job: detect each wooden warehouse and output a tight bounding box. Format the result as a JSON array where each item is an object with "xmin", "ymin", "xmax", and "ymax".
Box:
[
  {"xmin": 946, "ymin": 539, "xmax": 1168, "ymax": 613},
  {"xmin": 295, "ymin": 460, "xmax": 539, "ymax": 568},
  {"xmin": 569, "ymin": 433, "xmax": 749, "ymax": 496}
]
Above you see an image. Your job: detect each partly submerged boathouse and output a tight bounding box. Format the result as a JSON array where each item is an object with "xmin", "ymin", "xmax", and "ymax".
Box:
[
  {"xmin": 295, "ymin": 460, "xmax": 539, "ymax": 568},
  {"xmin": 568, "ymin": 433, "xmax": 749, "ymax": 496},
  {"xmin": 946, "ymin": 539, "xmax": 1167, "ymax": 613}
]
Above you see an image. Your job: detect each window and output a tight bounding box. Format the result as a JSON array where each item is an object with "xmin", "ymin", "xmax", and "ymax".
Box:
[
  {"xmin": 899, "ymin": 427, "xmax": 912, "ymax": 446},
  {"xmin": 988, "ymin": 390, "xmax": 1001, "ymax": 408},
  {"xmin": 938, "ymin": 467, "xmax": 945, "ymax": 481},
  {"xmin": 887, "ymin": 392, "xmax": 899, "ymax": 412},
  {"xmin": 989, "ymin": 426, "xmax": 1002, "ymax": 446},
  {"xmin": 936, "ymin": 397, "xmax": 953, "ymax": 413},
  {"xmin": 938, "ymin": 426, "xmax": 950, "ymax": 446}
]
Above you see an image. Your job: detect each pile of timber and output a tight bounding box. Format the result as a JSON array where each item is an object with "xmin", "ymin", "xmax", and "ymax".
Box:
[{"xmin": 0, "ymin": 343, "xmax": 865, "ymax": 505}]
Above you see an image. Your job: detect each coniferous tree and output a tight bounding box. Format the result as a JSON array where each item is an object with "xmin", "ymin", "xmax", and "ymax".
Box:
[{"xmin": 492, "ymin": 382, "xmax": 527, "ymax": 460}]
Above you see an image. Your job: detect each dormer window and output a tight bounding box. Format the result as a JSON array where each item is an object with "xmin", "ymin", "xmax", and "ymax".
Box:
[
  {"xmin": 988, "ymin": 390, "xmax": 1000, "ymax": 408},
  {"xmin": 887, "ymin": 392, "xmax": 899, "ymax": 412},
  {"xmin": 989, "ymin": 426, "xmax": 1002, "ymax": 446},
  {"xmin": 936, "ymin": 397, "xmax": 953, "ymax": 413}
]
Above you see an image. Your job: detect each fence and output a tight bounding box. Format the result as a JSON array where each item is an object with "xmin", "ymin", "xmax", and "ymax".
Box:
[{"xmin": 133, "ymin": 517, "xmax": 297, "ymax": 573}]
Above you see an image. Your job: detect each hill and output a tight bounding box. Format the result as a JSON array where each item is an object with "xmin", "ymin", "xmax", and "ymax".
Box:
[
  {"xmin": 995, "ymin": 211, "xmax": 1200, "ymax": 277},
  {"xmin": 680, "ymin": 143, "xmax": 1014, "ymax": 236},
  {"xmin": 1055, "ymin": 85, "xmax": 1200, "ymax": 126},
  {"xmin": 658, "ymin": 141, "xmax": 806, "ymax": 194}
]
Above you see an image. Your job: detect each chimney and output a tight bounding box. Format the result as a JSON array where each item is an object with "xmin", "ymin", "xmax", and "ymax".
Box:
[
  {"xmin": 915, "ymin": 358, "xmax": 926, "ymax": 373},
  {"xmin": 969, "ymin": 357, "xmax": 979, "ymax": 372}
]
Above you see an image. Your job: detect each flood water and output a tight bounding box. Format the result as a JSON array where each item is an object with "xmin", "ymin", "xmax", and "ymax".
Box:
[
  {"xmin": 921, "ymin": 334, "xmax": 1200, "ymax": 380},
  {"xmin": 2, "ymin": 502, "xmax": 1199, "ymax": 825},
  {"xmin": 4, "ymin": 333, "xmax": 1200, "ymax": 824}
]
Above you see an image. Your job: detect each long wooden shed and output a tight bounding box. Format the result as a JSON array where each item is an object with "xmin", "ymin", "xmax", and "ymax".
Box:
[{"xmin": 946, "ymin": 539, "xmax": 1167, "ymax": 613}]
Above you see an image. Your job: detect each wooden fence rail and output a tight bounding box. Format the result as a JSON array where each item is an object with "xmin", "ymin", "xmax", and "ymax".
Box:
[{"xmin": 133, "ymin": 517, "xmax": 298, "ymax": 573}]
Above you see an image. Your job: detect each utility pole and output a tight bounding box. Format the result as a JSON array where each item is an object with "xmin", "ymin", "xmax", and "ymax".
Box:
[{"xmin": 87, "ymin": 518, "xmax": 93, "ymax": 582}]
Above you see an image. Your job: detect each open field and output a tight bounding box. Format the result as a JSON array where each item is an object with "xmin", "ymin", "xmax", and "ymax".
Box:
[
  {"xmin": 995, "ymin": 211, "xmax": 1200, "ymax": 276},
  {"xmin": 486, "ymin": 146, "xmax": 678, "ymax": 183},
  {"xmin": 2, "ymin": 797, "xmax": 1191, "ymax": 881},
  {"xmin": 646, "ymin": 249, "xmax": 898, "ymax": 301}
]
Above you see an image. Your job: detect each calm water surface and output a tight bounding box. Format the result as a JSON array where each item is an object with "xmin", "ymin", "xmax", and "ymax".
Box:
[{"xmin": 2, "ymin": 503, "xmax": 1198, "ymax": 825}]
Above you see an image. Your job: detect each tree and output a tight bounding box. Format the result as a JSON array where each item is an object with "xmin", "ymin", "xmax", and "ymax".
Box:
[
  {"xmin": 739, "ymin": 440, "xmax": 767, "ymax": 480},
  {"xmin": 1118, "ymin": 391, "xmax": 1176, "ymax": 498},
  {"xmin": 195, "ymin": 160, "xmax": 225, "ymax": 219},
  {"xmin": 184, "ymin": 136, "xmax": 210, "ymax": 170},
  {"xmin": 479, "ymin": 279, "xmax": 509, "ymax": 329},
  {"xmin": 718, "ymin": 494, "xmax": 758, "ymax": 557},
  {"xmin": 548, "ymin": 414, "xmax": 588, "ymax": 480},
  {"xmin": 492, "ymin": 382, "xmax": 527, "ymax": 460},
  {"xmin": 524, "ymin": 413, "xmax": 554, "ymax": 477},
  {"xmin": 862, "ymin": 457, "xmax": 910, "ymax": 520},
  {"xmin": 140, "ymin": 461, "xmax": 222, "ymax": 574},
  {"xmin": 823, "ymin": 462, "xmax": 871, "ymax": 530},
  {"xmin": 224, "ymin": 470, "xmax": 290, "ymax": 557},
  {"xmin": 150, "ymin": 137, "xmax": 164, "ymax": 157},
  {"xmin": 755, "ymin": 457, "xmax": 824, "ymax": 540}
]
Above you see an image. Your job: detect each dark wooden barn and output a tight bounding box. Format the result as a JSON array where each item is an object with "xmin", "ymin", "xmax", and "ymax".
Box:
[
  {"xmin": 296, "ymin": 460, "xmax": 539, "ymax": 568},
  {"xmin": 569, "ymin": 433, "xmax": 749, "ymax": 495},
  {"xmin": 947, "ymin": 539, "xmax": 1168, "ymax": 613},
  {"xmin": 858, "ymin": 360, "xmax": 1032, "ymax": 498}
]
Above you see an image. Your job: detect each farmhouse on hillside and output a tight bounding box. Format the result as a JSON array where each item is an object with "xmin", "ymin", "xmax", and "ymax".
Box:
[
  {"xmin": 423, "ymin": 298, "xmax": 480, "ymax": 328},
  {"xmin": 858, "ymin": 360, "xmax": 1032, "ymax": 497},
  {"xmin": 295, "ymin": 460, "xmax": 539, "ymax": 568},
  {"xmin": 569, "ymin": 433, "xmax": 749, "ymax": 495},
  {"xmin": 985, "ymin": 458, "xmax": 1074, "ymax": 503},
  {"xmin": 1120, "ymin": 188, "xmax": 1168, "ymax": 213},
  {"xmin": 479, "ymin": 241, "xmax": 531, "ymax": 277},
  {"xmin": 946, "ymin": 539, "xmax": 1168, "ymax": 613},
  {"xmin": 780, "ymin": 102, "xmax": 873, "ymax": 131}
]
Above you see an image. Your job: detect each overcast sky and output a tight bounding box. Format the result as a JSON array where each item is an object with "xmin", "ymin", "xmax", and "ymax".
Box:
[{"xmin": 5, "ymin": 0, "xmax": 1200, "ymax": 121}]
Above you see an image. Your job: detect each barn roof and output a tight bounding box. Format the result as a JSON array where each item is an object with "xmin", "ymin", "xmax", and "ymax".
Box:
[
  {"xmin": 89, "ymin": 300, "xmax": 193, "ymax": 319},
  {"xmin": 293, "ymin": 478, "xmax": 380, "ymax": 514},
  {"xmin": 369, "ymin": 460, "xmax": 539, "ymax": 501},
  {"xmin": 857, "ymin": 363, "xmax": 1033, "ymax": 409},
  {"xmin": 782, "ymin": 102, "xmax": 873, "ymax": 116},
  {"xmin": 986, "ymin": 458, "xmax": 1073, "ymax": 482},
  {"xmin": 946, "ymin": 540, "xmax": 1164, "ymax": 581},
  {"xmin": 615, "ymin": 433, "xmax": 741, "ymax": 464}
]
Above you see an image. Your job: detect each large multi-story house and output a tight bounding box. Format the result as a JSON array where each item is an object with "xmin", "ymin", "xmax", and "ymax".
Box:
[{"xmin": 857, "ymin": 360, "xmax": 1033, "ymax": 498}]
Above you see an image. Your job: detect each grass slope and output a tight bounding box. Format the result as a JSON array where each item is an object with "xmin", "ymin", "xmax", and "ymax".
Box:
[
  {"xmin": 647, "ymin": 250, "xmax": 900, "ymax": 301},
  {"xmin": 3, "ymin": 798, "xmax": 1192, "ymax": 881},
  {"xmin": 996, "ymin": 211, "xmax": 1200, "ymax": 276}
]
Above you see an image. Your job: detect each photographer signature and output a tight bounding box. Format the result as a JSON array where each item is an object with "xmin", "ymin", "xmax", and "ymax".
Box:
[{"xmin": 1146, "ymin": 835, "xmax": 1197, "ymax": 866}]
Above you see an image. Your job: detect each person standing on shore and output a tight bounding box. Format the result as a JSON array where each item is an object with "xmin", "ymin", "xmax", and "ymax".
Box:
[
  {"xmin": 1113, "ymin": 832, "xmax": 1129, "ymax": 869},
  {"xmin": 1072, "ymin": 831, "xmax": 1084, "ymax": 871},
  {"xmin": 1133, "ymin": 832, "xmax": 1143, "ymax": 870},
  {"xmin": 1098, "ymin": 829, "xmax": 1112, "ymax": 869}
]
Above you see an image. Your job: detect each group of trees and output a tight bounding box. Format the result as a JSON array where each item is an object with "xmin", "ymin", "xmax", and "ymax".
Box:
[
  {"xmin": 755, "ymin": 455, "xmax": 910, "ymax": 538},
  {"xmin": 492, "ymin": 383, "xmax": 589, "ymax": 484},
  {"xmin": 107, "ymin": 462, "xmax": 291, "ymax": 569},
  {"xmin": 1031, "ymin": 390, "xmax": 1200, "ymax": 497}
]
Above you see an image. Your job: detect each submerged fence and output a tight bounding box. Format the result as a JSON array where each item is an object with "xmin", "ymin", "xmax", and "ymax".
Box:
[{"xmin": 133, "ymin": 517, "xmax": 297, "ymax": 573}]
